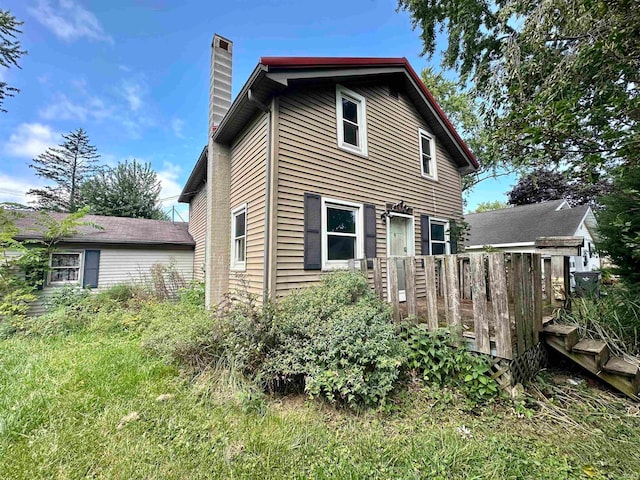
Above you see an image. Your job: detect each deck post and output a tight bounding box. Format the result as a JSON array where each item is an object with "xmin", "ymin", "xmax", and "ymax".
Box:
[
  {"xmin": 388, "ymin": 257, "xmax": 400, "ymax": 322},
  {"xmin": 488, "ymin": 253, "xmax": 513, "ymax": 360},
  {"xmin": 422, "ymin": 255, "xmax": 439, "ymax": 330},
  {"xmin": 444, "ymin": 255, "xmax": 461, "ymax": 329},
  {"xmin": 470, "ymin": 253, "xmax": 490, "ymax": 354},
  {"xmin": 372, "ymin": 258, "xmax": 383, "ymax": 299},
  {"xmin": 405, "ymin": 257, "xmax": 417, "ymax": 320}
]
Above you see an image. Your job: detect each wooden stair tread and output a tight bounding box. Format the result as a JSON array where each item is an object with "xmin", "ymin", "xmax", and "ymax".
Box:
[
  {"xmin": 543, "ymin": 324, "xmax": 578, "ymax": 336},
  {"xmin": 603, "ymin": 357, "xmax": 640, "ymax": 378},
  {"xmin": 573, "ymin": 339, "xmax": 608, "ymax": 355}
]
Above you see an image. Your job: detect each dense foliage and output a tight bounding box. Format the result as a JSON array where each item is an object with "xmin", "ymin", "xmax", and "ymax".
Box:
[
  {"xmin": 404, "ymin": 325, "xmax": 499, "ymax": 404},
  {"xmin": 596, "ymin": 167, "xmax": 640, "ymax": 291},
  {"xmin": 0, "ymin": 9, "xmax": 26, "ymax": 112},
  {"xmin": 473, "ymin": 200, "xmax": 508, "ymax": 213},
  {"xmin": 399, "ymin": 0, "xmax": 639, "ymax": 180},
  {"xmin": 83, "ymin": 159, "xmax": 168, "ymax": 220},
  {"xmin": 28, "ymin": 128, "xmax": 100, "ymax": 212}
]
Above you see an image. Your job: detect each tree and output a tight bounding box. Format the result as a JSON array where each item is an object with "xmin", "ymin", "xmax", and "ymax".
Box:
[
  {"xmin": 82, "ymin": 159, "xmax": 168, "ymax": 220},
  {"xmin": 0, "ymin": 9, "xmax": 26, "ymax": 112},
  {"xmin": 507, "ymin": 168, "xmax": 611, "ymax": 208},
  {"xmin": 420, "ymin": 67, "xmax": 512, "ymax": 191},
  {"xmin": 596, "ymin": 167, "xmax": 640, "ymax": 291},
  {"xmin": 473, "ymin": 200, "xmax": 508, "ymax": 213},
  {"xmin": 28, "ymin": 128, "xmax": 100, "ymax": 212},
  {"xmin": 398, "ymin": 0, "xmax": 640, "ymax": 180}
]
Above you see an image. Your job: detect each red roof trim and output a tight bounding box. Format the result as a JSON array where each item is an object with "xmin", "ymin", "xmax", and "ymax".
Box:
[{"xmin": 260, "ymin": 56, "xmax": 479, "ymax": 168}]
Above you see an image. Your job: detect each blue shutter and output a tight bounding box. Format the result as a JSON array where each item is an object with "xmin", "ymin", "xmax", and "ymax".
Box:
[{"xmin": 83, "ymin": 250, "xmax": 100, "ymax": 288}]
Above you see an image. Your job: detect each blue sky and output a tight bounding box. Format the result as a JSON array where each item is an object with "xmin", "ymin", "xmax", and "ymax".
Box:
[{"xmin": 1, "ymin": 0, "xmax": 514, "ymax": 218}]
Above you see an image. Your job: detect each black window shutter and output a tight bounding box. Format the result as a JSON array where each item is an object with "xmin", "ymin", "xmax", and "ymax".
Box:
[
  {"xmin": 304, "ymin": 193, "xmax": 322, "ymax": 270},
  {"xmin": 449, "ymin": 220, "xmax": 458, "ymax": 254},
  {"xmin": 420, "ymin": 215, "xmax": 431, "ymax": 255},
  {"xmin": 364, "ymin": 204, "xmax": 377, "ymax": 260},
  {"xmin": 83, "ymin": 250, "xmax": 100, "ymax": 288}
]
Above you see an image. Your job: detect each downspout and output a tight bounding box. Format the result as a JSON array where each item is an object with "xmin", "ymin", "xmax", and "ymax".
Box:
[{"xmin": 248, "ymin": 89, "xmax": 272, "ymax": 305}]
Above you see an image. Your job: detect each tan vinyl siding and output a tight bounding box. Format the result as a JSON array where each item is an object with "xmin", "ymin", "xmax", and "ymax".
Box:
[
  {"xmin": 275, "ymin": 82, "xmax": 464, "ymax": 296},
  {"xmin": 229, "ymin": 113, "xmax": 267, "ymax": 296},
  {"xmin": 189, "ymin": 187, "xmax": 207, "ymax": 280}
]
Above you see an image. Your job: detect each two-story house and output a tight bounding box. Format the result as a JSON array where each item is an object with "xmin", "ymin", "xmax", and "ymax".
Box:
[{"xmin": 179, "ymin": 35, "xmax": 478, "ymax": 307}]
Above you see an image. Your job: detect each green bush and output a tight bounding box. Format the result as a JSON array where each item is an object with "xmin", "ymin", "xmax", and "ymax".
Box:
[
  {"xmin": 259, "ymin": 272, "xmax": 406, "ymax": 408},
  {"xmin": 178, "ymin": 280, "xmax": 206, "ymax": 306},
  {"xmin": 403, "ymin": 325, "xmax": 499, "ymax": 404},
  {"xmin": 43, "ymin": 285, "xmax": 90, "ymax": 311}
]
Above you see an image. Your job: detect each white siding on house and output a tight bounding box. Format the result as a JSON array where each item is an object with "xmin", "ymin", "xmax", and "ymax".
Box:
[{"xmin": 97, "ymin": 248, "xmax": 194, "ymax": 288}]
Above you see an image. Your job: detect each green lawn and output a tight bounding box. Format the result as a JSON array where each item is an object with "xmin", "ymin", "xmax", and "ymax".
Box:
[{"xmin": 1, "ymin": 330, "xmax": 639, "ymax": 479}]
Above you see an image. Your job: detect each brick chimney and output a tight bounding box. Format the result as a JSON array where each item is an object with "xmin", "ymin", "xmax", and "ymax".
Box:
[{"xmin": 209, "ymin": 34, "xmax": 233, "ymax": 133}]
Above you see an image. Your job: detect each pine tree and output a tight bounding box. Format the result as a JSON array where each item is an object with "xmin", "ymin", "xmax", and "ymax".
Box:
[
  {"xmin": 28, "ymin": 128, "xmax": 100, "ymax": 212},
  {"xmin": 0, "ymin": 9, "xmax": 27, "ymax": 112}
]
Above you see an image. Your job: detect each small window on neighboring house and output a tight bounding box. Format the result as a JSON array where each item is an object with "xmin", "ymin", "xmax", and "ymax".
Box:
[
  {"xmin": 419, "ymin": 129, "xmax": 437, "ymax": 180},
  {"xmin": 336, "ymin": 86, "xmax": 368, "ymax": 157},
  {"xmin": 49, "ymin": 252, "xmax": 82, "ymax": 284},
  {"xmin": 430, "ymin": 220, "xmax": 448, "ymax": 255},
  {"xmin": 322, "ymin": 198, "xmax": 363, "ymax": 269},
  {"xmin": 231, "ymin": 205, "xmax": 247, "ymax": 270}
]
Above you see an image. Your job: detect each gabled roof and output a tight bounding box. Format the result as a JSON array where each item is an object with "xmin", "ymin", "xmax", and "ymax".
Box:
[
  {"xmin": 179, "ymin": 56, "xmax": 478, "ymax": 202},
  {"xmin": 13, "ymin": 211, "xmax": 195, "ymax": 247},
  {"xmin": 464, "ymin": 200, "xmax": 594, "ymax": 248}
]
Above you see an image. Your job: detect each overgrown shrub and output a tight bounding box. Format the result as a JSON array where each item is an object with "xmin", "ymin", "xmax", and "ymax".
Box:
[
  {"xmin": 43, "ymin": 284, "xmax": 90, "ymax": 311},
  {"xmin": 178, "ymin": 280, "xmax": 205, "ymax": 306},
  {"xmin": 259, "ymin": 272, "xmax": 406, "ymax": 408},
  {"xmin": 403, "ymin": 325, "xmax": 499, "ymax": 404}
]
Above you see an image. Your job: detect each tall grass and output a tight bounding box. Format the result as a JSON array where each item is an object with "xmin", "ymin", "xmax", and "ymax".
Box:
[{"xmin": 563, "ymin": 286, "xmax": 640, "ymax": 357}]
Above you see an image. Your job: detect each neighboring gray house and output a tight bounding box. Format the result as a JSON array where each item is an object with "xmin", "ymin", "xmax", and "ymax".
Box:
[
  {"xmin": 464, "ymin": 200, "xmax": 600, "ymax": 274},
  {"xmin": 12, "ymin": 212, "xmax": 195, "ymax": 313}
]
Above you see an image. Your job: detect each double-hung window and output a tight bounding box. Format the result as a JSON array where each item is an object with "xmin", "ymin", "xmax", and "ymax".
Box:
[
  {"xmin": 419, "ymin": 128, "xmax": 437, "ymax": 180},
  {"xmin": 49, "ymin": 252, "xmax": 82, "ymax": 284},
  {"xmin": 231, "ymin": 205, "xmax": 247, "ymax": 271},
  {"xmin": 430, "ymin": 219, "xmax": 449, "ymax": 255},
  {"xmin": 322, "ymin": 198, "xmax": 363, "ymax": 269},
  {"xmin": 336, "ymin": 86, "xmax": 368, "ymax": 156}
]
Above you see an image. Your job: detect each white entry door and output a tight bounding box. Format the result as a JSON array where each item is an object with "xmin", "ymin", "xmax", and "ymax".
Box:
[{"xmin": 387, "ymin": 215, "xmax": 414, "ymax": 302}]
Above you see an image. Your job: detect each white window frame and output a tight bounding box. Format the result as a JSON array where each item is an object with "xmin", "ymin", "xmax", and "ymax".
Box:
[
  {"xmin": 336, "ymin": 85, "xmax": 368, "ymax": 157},
  {"xmin": 230, "ymin": 204, "xmax": 247, "ymax": 271},
  {"xmin": 418, "ymin": 128, "xmax": 438, "ymax": 181},
  {"xmin": 321, "ymin": 197, "xmax": 364, "ymax": 270},
  {"xmin": 429, "ymin": 218, "xmax": 450, "ymax": 255},
  {"xmin": 48, "ymin": 251, "xmax": 83, "ymax": 286}
]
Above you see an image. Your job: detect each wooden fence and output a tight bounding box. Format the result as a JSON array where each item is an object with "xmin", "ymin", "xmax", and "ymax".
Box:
[{"xmin": 348, "ymin": 253, "xmax": 560, "ymax": 360}]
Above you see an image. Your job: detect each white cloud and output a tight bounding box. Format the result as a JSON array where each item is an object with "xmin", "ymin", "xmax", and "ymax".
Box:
[
  {"xmin": 121, "ymin": 79, "xmax": 144, "ymax": 112},
  {"xmin": 40, "ymin": 93, "xmax": 113, "ymax": 122},
  {"xmin": 0, "ymin": 173, "xmax": 42, "ymax": 205},
  {"xmin": 4, "ymin": 123, "xmax": 59, "ymax": 158},
  {"xmin": 28, "ymin": 0, "xmax": 113, "ymax": 44},
  {"xmin": 156, "ymin": 161, "xmax": 187, "ymax": 219},
  {"xmin": 171, "ymin": 118, "xmax": 185, "ymax": 138}
]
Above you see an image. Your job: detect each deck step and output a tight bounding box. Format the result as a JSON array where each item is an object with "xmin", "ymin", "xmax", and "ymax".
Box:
[
  {"xmin": 572, "ymin": 339, "xmax": 610, "ymax": 370},
  {"xmin": 603, "ymin": 357, "xmax": 640, "ymax": 378},
  {"xmin": 542, "ymin": 324, "xmax": 579, "ymax": 350}
]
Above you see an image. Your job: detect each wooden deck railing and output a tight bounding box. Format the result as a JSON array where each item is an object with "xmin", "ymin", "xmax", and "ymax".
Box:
[{"xmin": 348, "ymin": 253, "xmax": 558, "ymax": 360}]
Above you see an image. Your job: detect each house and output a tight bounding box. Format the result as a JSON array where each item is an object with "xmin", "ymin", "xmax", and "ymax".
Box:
[
  {"xmin": 464, "ymin": 200, "xmax": 600, "ymax": 275},
  {"xmin": 11, "ymin": 212, "xmax": 195, "ymax": 313},
  {"xmin": 179, "ymin": 34, "xmax": 478, "ymax": 306}
]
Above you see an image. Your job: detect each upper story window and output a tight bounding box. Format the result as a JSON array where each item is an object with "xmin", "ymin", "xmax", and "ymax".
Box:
[
  {"xmin": 321, "ymin": 197, "xmax": 363, "ymax": 270},
  {"xmin": 336, "ymin": 85, "xmax": 368, "ymax": 157},
  {"xmin": 231, "ymin": 204, "xmax": 247, "ymax": 271},
  {"xmin": 430, "ymin": 219, "xmax": 449, "ymax": 255},
  {"xmin": 49, "ymin": 252, "xmax": 82, "ymax": 285},
  {"xmin": 419, "ymin": 128, "xmax": 438, "ymax": 180}
]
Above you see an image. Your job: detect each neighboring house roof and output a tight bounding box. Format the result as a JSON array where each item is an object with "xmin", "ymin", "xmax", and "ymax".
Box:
[
  {"xmin": 13, "ymin": 211, "xmax": 195, "ymax": 247},
  {"xmin": 179, "ymin": 56, "xmax": 478, "ymax": 202},
  {"xmin": 464, "ymin": 200, "xmax": 594, "ymax": 248}
]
